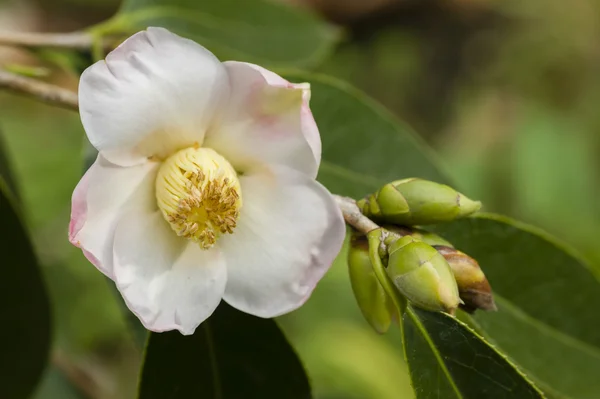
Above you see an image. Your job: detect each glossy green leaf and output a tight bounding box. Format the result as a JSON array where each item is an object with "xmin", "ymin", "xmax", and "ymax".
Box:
[
  {"xmin": 0, "ymin": 182, "xmax": 51, "ymax": 399},
  {"xmin": 100, "ymin": 0, "xmax": 339, "ymax": 68},
  {"xmin": 403, "ymin": 305, "xmax": 543, "ymax": 398},
  {"xmin": 431, "ymin": 214, "xmax": 600, "ymax": 398},
  {"xmin": 138, "ymin": 302, "xmax": 311, "ymax": 399},
  {"xmin": 282, "ymin": 72, "xmax": 451, "ymax": 199}
]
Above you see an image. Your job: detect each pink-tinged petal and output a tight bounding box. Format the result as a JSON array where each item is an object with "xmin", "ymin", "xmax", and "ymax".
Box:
[
  {"xmin": 205, "ymin": 61, "xmax": 319, "ymax": 178},
  {"xmin": 112, "ymin": 210, "xmax": 226, "ymax": 335},
  {"xmin": 218, "ymin": 166, "xmax": 345, "ymax": 317},
  {"xmin": 69, "ymin": 167, "xmax": 90, "ymax": 243},
  {"xmin": 69, "ymin": 170, "xmax": 103, "ymax": 269},
  {"xmin": 79, "ymin": 27, "xmax": 229, "ymax": 166},
  {"xmin": 240, "ymin": 62, "xmax": 321, "ymax": 165},
  {"xmin": 69, "ymin": 154, "xmax": 158, "ymax": 278}
]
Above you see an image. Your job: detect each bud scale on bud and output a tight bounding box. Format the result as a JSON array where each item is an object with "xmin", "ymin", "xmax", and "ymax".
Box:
[{"xmin": 435, "ymin": 245, "xmax": 497, "ymax": 312}]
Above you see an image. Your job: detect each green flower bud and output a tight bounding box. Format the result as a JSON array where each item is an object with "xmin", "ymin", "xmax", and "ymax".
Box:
[
  {"xmin": 348, "ymin": 235, "xmax": 396, "ymax": 334},
  {"xmin": 435, "ymin": 246, "xmax": 497, "ymax": 312},
  {"xmin": 357, "ymin": 178, "xmax": 481, "ymax": 225},
  {"xmin": 384, "ymin": 225, "xmax": 453, "ymax": 247},
  {"xmin": 386, "ymin": 236, "xmax": 460, "ymax": 313}
]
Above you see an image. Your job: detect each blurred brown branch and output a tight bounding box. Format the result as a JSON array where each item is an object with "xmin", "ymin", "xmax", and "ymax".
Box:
[
  {"xmin": 52, "ymin": 350, "xmax": 104, "ymax": 399},
  {"xmin": 0, "ymin": 31, "xmax": 95, "ymax": 50},
  {"xmin": 0, "ymin": 69, "xmax": 78, "ymax": 110}
]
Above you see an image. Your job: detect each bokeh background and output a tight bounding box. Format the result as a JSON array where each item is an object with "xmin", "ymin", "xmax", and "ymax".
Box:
[{"xmin": 1, "ymin": 0, "xmax": 599, "ymax": 397}]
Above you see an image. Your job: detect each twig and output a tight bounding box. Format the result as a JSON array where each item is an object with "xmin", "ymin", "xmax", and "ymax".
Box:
[
  {"xmin": 333, "ymin": 195, "xmax": 379, "ymax": 234},
  {"xmin": 52, "ymin": 350, "xmax": 104, "ymax": 399},
  {"xmin": 0, "ymin": 69, "xmax": 78, "ymax": 110},
  {"xmin": 0, "ymin": 31, "xmax": 96, "ymax": 50}
]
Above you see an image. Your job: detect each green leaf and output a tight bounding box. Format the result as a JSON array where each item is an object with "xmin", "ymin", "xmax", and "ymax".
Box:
[
  {"xmin": 100, "ymin": 0, "xmax": 339, "ymax": 68},
  {"xmin": 431, "ymin": 214, "xmax": 600, "ymax": 399},
  {"xmin": 0, "ymin": 181, "xmax": 52, "ymax": 399},
  {"xmin": 281, "ymin": 72, "xmax": 451, "ymax": 199},
  {"xmin": 403, "ymin": 305, "xmax": 543, "ymax": 398},
  {"xmin": 138, "ymin": 302, "xmax": 311, "ymax": 399},
  {"xmin": 0, "ymin": 128, "xmax": 20, "ymax": 199}
]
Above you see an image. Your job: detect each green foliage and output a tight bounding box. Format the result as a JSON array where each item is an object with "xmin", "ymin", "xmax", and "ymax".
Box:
[
  {"xmin": 403, "ymin": 306, "xmax": 543, "ymax": 398},
  {"xmin": 281, "ymin": 73, "xmax": 451, "ymax": 199},
  {"xmin": 95, "ymin": 0, "xmax": 340, "ymax": 67},
  {"xmin": 139, "ymin": 302, "xmax": 311, "ymax": 399},
  {"xmin": 0, "ymin": 139, "xmax": 51, "ymax": 399},
  {"xmin": 0, "ymin": 129, "xmax": 19, "ymax": 199},
  {"xmin": 366, "ymin": 228, "xmax": 542, "ymax": 398},
  {"xmin": 282, "ymin": 318, "xmax": 412, "ymax": 399},
  {"xmin": 432, "ymin": 215, "xmax": 600, "ymax": 398},
  {"xmin": 284, "ymin": 72, "xmax": 598, "ymax": 397}
]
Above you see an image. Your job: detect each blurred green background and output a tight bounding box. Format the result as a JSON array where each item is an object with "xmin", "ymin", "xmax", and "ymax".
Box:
[{"xmin": 1, "ymin": 0, "xmax": 599, "ymax": 397}]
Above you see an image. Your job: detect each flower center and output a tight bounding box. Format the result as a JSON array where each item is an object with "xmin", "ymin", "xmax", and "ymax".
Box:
[{"xmin": 155, "ymin": 147, "xmax": 242, "ymax": 249}]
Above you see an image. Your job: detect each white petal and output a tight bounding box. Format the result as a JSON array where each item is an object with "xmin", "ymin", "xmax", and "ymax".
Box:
[
  {"xmin": 219, "ymin": 166, "xmax": 345, "ymax": 317},
  {"xmin": 69, "ymin": 154, "xmax": 158, "ymax": 278},
  {"xmin": 79, "ymin": 27, "xmax": 229, "ymax": 166},
  {"xmin": 204, "ymin": 61, "xmax": 319, "ymax": 178},
  {"xmin": 239, "ymin": 62, "xmax": 321, "ymax": 165},
  {"xmin": 112, "ymin": 210, "xmax": 226, "ymax": 335}
]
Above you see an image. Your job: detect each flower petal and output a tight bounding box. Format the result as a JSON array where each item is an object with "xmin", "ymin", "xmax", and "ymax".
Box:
[
  {"xmin": 240, "ymin": 63, "xmax": 321, "ymax": 165},
  {"xmin": 112, "ymin": 210, "xmax": 226, "ymax": 335},
  {"xmin": 79, "ymin": 27, "xmax": 229, "ymax": 166},
  {"xmin": 219, "ymin": 166, "xmax": 345, "ymax": 317},
  {"xmin": 69, "ymin": 154, "xmax": 158, "ymax": 278},
  {"xmin": 205, "ymin": 61, "xmax": 320, "ymax": 178}
]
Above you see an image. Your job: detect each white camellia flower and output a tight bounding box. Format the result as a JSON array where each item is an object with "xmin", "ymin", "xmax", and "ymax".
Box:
[{"xmin": 69, "ymin": 27, "xmax": 346, "ymax": 335}]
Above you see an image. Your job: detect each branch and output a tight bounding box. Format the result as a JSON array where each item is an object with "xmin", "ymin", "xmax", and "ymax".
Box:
[
  {"xmin": 0, "ymin": 74, "xmax": 380, "ymax": 233},
  {"xmin": 333, "ymin": 195, "xmax": 379, "ymax": 234},
  {"xmin": 52, "ymin": 350, "xmax": 104, "ymax": 399},
  {"xmin": 0, "ymin": 70, "xmax": 78, "ymax": 110},
  {"xmin": 0, "ymin": 31, "xmax": 96, "ymax": 50}
]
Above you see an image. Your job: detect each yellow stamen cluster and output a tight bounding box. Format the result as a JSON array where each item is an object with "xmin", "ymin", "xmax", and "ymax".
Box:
[{"xmin": 155, "ymin": 147, "xmax": 242, "ymax": 249}]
